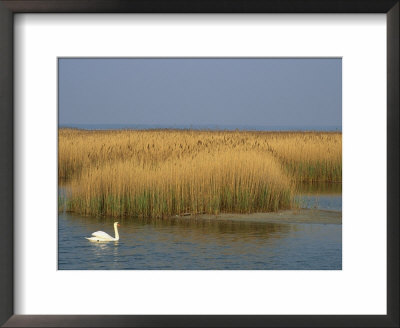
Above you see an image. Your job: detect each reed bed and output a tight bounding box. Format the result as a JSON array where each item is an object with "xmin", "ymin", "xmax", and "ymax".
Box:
[
  {"xmin": 59, "ymin": 128, "xmax": 341, "ymax": 218},
  {"xmin": 265, "ymin": 133, "xmax": 342, "ymax": 182}
]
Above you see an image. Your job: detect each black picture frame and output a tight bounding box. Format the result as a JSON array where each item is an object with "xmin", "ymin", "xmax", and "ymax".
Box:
[{"xmin": 0, "ymin": 1, "xmax": 398, "ymax": 327}]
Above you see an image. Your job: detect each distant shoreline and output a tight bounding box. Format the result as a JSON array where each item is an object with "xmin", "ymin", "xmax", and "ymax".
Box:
[{"xmin": 59, "ymin": 124, "xmax": 342, "ymax": 132}]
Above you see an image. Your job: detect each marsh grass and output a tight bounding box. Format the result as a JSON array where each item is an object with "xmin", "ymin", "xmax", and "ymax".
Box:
[{"xmin": 59, "ymin": 129, "xmax": 341, "ymax": 218}]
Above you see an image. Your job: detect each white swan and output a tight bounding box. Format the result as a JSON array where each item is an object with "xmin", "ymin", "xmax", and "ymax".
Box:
[{"xmin": 86, "ymin": 222, "xmax": 120, "ymax": 242}]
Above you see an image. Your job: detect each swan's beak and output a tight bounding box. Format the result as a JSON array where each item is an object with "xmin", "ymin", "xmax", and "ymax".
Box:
[{"xmin": 118, "ymin": 224, "xmax": 121, "ymax": 227}]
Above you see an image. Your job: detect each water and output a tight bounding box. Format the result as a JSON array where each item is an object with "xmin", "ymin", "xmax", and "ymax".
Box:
[
  {"xmin": 297, "ymin": 194, "xmax": 342, "ymax": 211},
  {"xmin": 60, "ymin": 123, "xmax": 342, "ymax": 132},
  {"xmin": 58, "ymin": 213, "xmax": 341, "ymax": 270},
  {"xmin": 296, "ymin": 182, "xmax": 342, "ymax": 212},
  {"xmin": 58, "ymin": 181, "xmax": 341, "ymax": 270}
]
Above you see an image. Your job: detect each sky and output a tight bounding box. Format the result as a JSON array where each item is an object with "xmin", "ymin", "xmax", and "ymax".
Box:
[{"xmin": 59, "ymin": 58, "xmax": 341, "ymax": 129}]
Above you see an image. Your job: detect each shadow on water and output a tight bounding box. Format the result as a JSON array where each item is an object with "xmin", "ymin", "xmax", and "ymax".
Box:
[
  {"xmin": 58, "ymin": 211, "xmax": 341, "ymax": 270},
  {"xmin": 58, "ymin": 182, "xmax": 342, "ymax": 270},
  {"xmin": 295, "ymin": 182, "xmax": 342, "ymax": 195},
  {"xmin": 295, "ymin": 182, "xmax": 342, "ymax": 212}
]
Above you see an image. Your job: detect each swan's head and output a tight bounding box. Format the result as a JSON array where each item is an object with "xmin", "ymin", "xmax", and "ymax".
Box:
[{"xmin": 114, "ymin": 222, "xmax": 121, "ymax": 227}]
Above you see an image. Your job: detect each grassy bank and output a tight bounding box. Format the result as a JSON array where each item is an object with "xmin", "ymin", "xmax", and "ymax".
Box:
[{"xmin": 59, "ymin": 129, "xmax": 341, "ymax": 218}]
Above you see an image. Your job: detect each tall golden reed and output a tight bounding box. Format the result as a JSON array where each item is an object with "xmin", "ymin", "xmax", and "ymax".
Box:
[{"xmin": 59, "ymin": 129, "xmax": 341, "ymax": 218}]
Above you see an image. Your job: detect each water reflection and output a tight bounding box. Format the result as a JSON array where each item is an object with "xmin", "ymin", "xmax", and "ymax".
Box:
[
  {"xmin": 296, "ymin": 182, "xmax": 342, "ymax": 212},
  {"xmin": 58, "ymin": 182, "xmax": 342, "ymax": 270},
  {"xmin": 58, "ymin": 212, "xmax": 341, "ymax": 270},
  {"xmin": 295, "ymin": 182, "xmax": 342, "ymax": 195}
]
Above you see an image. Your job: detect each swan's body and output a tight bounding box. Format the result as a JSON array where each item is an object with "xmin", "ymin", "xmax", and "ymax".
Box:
[{"xmin": 86, "ymin": 222, "xmax": 120, "ymax": 242}]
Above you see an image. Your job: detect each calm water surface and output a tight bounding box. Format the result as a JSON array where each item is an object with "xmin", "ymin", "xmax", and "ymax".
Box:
[
  {"xmin": 59, "ymin": 212, "xmax": 341, "ymax": 270},
  {"xmin": 296, "ymin": 182, "xmax": 342, "ymax": 212},
  {"xmin": 58, "ymin": 183, "xmax": 341, "ymax": 270}
]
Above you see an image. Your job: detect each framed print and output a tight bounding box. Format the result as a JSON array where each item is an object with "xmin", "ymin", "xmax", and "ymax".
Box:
[
  {"xmin": 0, "ymin": 1, "xmax": 398, "ymax": 327},
  {"xmin": 57, "ymin": 57, "xmax": 343, "ymax": 271}
]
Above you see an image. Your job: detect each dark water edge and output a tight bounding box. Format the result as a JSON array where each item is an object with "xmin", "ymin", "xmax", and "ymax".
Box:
[
  {"xmin": 59, "ymin": 123, "xmax": 342, "ymax": 132},
  {"xmin": 295, "ymin": 182, "xmax": 342, "ymax": 195}
]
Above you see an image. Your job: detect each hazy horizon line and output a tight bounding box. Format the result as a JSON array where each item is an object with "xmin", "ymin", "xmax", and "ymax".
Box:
[{"xmin": 59, "ymin": 122, "xmax": 342, "ymax": 132}]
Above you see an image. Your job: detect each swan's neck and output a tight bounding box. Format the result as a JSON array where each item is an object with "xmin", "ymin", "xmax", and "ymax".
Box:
[{"xmin": 114, "ymin": 225, "xmax": 119, "ymax": 241}]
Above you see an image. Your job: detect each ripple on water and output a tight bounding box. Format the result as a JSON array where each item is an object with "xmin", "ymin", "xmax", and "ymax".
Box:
[{"xmin": 58, "ymin": 212, "xmax": 341, "ymax": 270}]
